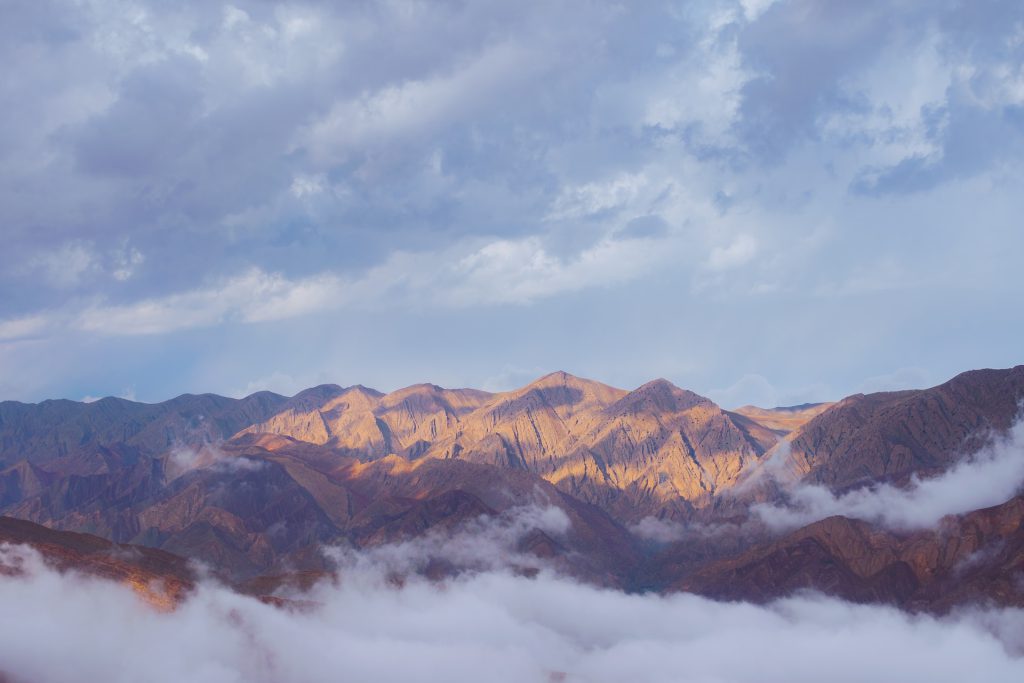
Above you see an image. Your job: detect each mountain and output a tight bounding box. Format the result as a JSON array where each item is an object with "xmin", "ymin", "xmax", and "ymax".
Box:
[
  {"xmin": 2, "ymin": 428, "xmax": 638, "ymax": 584},
  {"xmin": 732, "ymin": 402, "xmax": 834, "ymax": 435},
  {"xmin": 0, "ymin": 515, "xmax": 194, "ymax": 611},
  {"xmin": 0, "ymin": 365, "xmax": 1021, "ymax": 611},
  {"xmin": 533, "ymin": 377, "xmax": 778, "ymax": 520},
  {"xmin": 238, "ymin": 383, "xmax": 493, "ymax": 458},
  {"xmin": 775, "ymin": 366, "xmax": 1024, "ymax": 490},
  {"xmin": 0, "ymin": 391, "xmax": 288, "ymax": 473},
  {"xmin": 673, "ymin": 495, "xmax": 1024, "ymax": 611},
  {"xmin": 236, "ymin": 372, "xmax": 780, "ymax": 521}
]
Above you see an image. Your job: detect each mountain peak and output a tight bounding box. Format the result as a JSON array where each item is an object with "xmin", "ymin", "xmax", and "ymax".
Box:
[
  {"xmin": 511, "ymin": 371, "xmax": 626, "ymax": 406},
  {"xmin": 613, "ymin": 378, "xmax": 711, "ymax": 413},
  {"xmin": 342, "ymin": 384, "xmax": 385, "ymax": 399},
  {"xmin": 639, "ymin": 377, "xmax": 680, "ymax": 391},
  {"xmin": 528, "ymin": 370, "xmax": 587, "ymax": 387},
  {"xmin": 291, "ymin": 384, "xmax": 344, "ymax": 401}
]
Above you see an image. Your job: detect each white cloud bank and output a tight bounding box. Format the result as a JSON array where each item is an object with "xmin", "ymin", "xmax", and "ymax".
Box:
[
  {"xmin": 753, "ymin": 419, "xmax": 1024, "ymax": 531},
  {"xmin": 0, "ymin": 542, "xmax": 1022, "ymax": 683}
]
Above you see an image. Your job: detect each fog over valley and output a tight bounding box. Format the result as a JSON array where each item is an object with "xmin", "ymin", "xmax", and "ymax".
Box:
[{"xmin": 3, "ymin": 523, "xmax": 1024, "ymax": 683}]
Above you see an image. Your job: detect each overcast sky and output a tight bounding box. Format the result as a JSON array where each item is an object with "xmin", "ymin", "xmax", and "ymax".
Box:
[{"xmin": 1, "ymin": 0, "xmax": 1021, "ymax": 406}]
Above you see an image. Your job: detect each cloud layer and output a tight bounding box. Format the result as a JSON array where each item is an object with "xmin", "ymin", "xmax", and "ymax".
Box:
[{"xmin": 1, "ymin": 542, "xmax": 1023, "ymax": 683}]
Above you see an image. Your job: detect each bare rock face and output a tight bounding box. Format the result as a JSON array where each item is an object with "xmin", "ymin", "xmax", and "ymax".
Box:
[
  {"xmin": 422, "ymin": 371, "xmax": 627, "ymax": 469},
  {"xmin": 231, "ymin": 372, "xmax": 777, "ymax": 521},
  {"xmin": 573, "ymin": 380, "xmax": 779, "ymax": 518},
  {"xmin": 237, "ymin": 383, "xmax": 493, "ymax": 458},
  {"xmin": 780, "ymin": 366, "xmax": 1024, "ymax": 490},
  {"xmin": 420, "ymin": 374, "xmax": 781, "ymax": 519}
]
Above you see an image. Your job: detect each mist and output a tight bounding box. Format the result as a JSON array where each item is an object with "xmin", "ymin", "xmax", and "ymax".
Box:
[
  {"xmin": 752, "ymin": 419, "xmax": 1024, "ymax": 531},
  {"xmin": 2, "ymin": 541, "xmax": 1023, "ymax": 683}
]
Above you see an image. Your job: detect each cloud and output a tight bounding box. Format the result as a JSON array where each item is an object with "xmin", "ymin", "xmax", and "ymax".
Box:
[
  {"xmin": 545, "ymin": 173, "xmax": 647, "ymax": 221},
  {"xmin": 753, "ymin": 418, "xmax": 1024, "ymax": 531},
  {"xmin": 111, "ymin": 245, "xmax": 145, "ymax": 282},
  {"xmin": 1, "ymin": 541, "xmax": 1023, "ymax": 683},
  {"xmin": 233, "ymin": 371, "xmax": 308, "ymax": 399},
  {"xmin": 73, "ymin": 268, "xmax": 347, "ymax": 335},
  {"xmin": 0, "ymin": 229, "xmax": 682, "ymax": 339},
  {"xmin": 630, "ymin": 516, "xmax": 687, "ymax": 543},
  {"xmin": 80, "ymin": 387, "xmax": 136, "ymax": 404},
  {"xmin": 25, "ymin": 242, "xmax": 99, "ymax": 289},
  {"xmin": 443, "ymin": 234, "xmax": 676, "ymax": 306},
  {"xmin": 300, "ymin": 40, "xmax": 547, "ymax": 166},
  {"xmin": 480, "ymin": 364, "xmax": 548, "ymax": 393},
  {"xmin": 740, "ymin": 0, "xmax": 781, "ymax": 22},
  {"xmin": 1, "ymin": 0, "xmax": 1024, "ymax": 408},
  {"xmin": 0, "ymin": 315, "xmax": 52, "ymax": 342},
  {"xmin": 856, "ymin": 366, "xmax": 932, "ymax": 394},
  {"xmin": 710, "ymin": 373, "xmax": 780, "ymax": 409},
  {"xmin": 166, "ymin": 443, "xmax": 265, "ymax": 480},
  {"xmin": 707, "ymin": 234, "xmax": 757, "ymax": 271},
  {"xmin": 327, "ymin": 505, "xmax": 572, "ymax": 578}
]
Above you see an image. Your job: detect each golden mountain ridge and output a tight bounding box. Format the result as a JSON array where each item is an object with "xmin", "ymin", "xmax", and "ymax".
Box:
[{"xmin": 235, "ymin": 371, "xmax": 779, "ymax": 520}]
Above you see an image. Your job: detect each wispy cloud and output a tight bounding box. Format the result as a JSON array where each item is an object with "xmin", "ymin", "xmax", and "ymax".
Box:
[
  {"xmin": 0, "ymin": 230, "xmax": 680, "ymax": 339},
  {"xmin": 706, "ymin": 234, "xmax": 758, "ymax": 271}
]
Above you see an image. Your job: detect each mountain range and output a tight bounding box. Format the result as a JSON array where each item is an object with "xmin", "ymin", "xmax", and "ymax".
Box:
[{"xmin": 1, "ymin": 365, "xmax": 1022, "ymax": 610}]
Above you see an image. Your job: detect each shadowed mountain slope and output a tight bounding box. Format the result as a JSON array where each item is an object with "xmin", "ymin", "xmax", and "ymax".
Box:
[
  {"xmin": 0, "ymin": 391, "xmax": 288, "ymax": 473},
  {"xmin": 2, "ymin": 430, "xmax": 640, "ymax": 585},
  {"xmin": 673, "ymin": 495, "xmax": 1024, "ymax": 611},
  {"xmin": 777, "ymin": 366, "xmax": 1024, "ymax": 490}
]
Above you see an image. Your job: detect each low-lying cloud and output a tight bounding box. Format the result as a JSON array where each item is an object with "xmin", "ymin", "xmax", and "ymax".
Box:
[
  {"xmin": 0, "ymin": 541, "xmax": 1022, "ymax": 683},
  {"xmin": 167, "ymin": 443, "xmax": 265, "ymax": 479},
  {"xmin": 753, "ymin": 419, "xmax": 1024, "ymax": 531},
  {"xmin": 328, "ymin": 505, "xmax": 571, "ymax": 577}
]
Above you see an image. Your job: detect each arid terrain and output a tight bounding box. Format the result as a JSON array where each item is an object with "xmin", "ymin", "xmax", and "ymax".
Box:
[{"xmin": 1, "ymin": 365, "xmax": 1021, "ymax": 611}]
